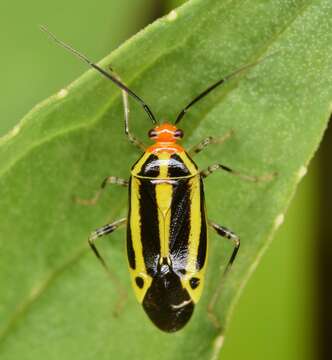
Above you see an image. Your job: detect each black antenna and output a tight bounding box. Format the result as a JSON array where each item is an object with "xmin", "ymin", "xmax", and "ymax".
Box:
[
  {"xmin": 40, "ymin": 25, "xmax": 157, "ymax": 125},
  {"xmin": 175, "ymin": 54, "xmax": 277, "ymax": 125}
]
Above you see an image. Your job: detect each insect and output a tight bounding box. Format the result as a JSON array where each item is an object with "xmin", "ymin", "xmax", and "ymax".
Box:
[{"xmin": 42, "ymin": 26, "xmax": 273, "ymax": 332}]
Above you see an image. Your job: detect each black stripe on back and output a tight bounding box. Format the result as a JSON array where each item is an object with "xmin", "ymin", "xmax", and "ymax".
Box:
[
  {"xmin": 126, "ymin": 177, "xmax": 136, "ymax": 269},
  {"xmin": 139, "ymin": 179, "xmax": 160, "ymax": 275},
  {"xmin": 169, "ymin": 179, "xmax": 191, "ymax": 270},
  {"xmin": 137, "ymin": 154, "xmax": 160, "ymax": 177},
  {"xmin": 168, "ymin": 154, "xmax": 191, "ymax": 177},
  {"xmin": 196, "ymin": 178, "xmax": 207, "ymax": 270}
]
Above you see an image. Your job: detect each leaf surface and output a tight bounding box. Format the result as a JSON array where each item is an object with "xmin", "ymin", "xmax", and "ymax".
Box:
[{"xmin": 1, "ymin": 0, "xmax": 331, "ymax": 359}]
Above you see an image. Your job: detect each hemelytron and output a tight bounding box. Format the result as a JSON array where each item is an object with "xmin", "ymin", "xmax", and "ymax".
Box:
[{"xmin": 42, "ymin": 26, "xmax": 274, "ymax": 332}]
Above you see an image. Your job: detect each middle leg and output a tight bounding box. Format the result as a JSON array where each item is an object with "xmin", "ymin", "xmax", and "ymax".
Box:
[
  {"xmin": 201, "ymin": 163, "xmax": 276, "ymax": 182},
  {"xmin": 75, "ymin": 175, "xmax": 128, "ymax": 205}
]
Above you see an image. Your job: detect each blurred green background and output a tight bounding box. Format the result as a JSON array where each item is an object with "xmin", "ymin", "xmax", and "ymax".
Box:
[{"xmin": 0, "ymin": 0, "xmax": 328, "ymax": 359}]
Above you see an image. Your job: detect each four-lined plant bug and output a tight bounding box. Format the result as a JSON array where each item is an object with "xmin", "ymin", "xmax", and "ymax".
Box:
[{"xmin": 41, "ymin": 26, "xmax": 274, "ymax": 333}]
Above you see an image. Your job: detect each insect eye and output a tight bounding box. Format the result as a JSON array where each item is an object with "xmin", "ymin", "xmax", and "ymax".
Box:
[
  {"xmin": 148, "ymin": 129, "xmax": 158, "ymax": 138},
  {"xmin": 189, "ymin": 277, "xmax": 200, "ymax": 289},
  {"xmin": 174, "ymin": 129, "xmax": 184, "ymax": 139},
  {"xmin": 135, "ymin": 276, "xmax": 144, "ymax": 289}
]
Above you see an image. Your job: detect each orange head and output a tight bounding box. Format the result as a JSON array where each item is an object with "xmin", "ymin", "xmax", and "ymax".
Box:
[{"xmin": 148, "ymin": 123, "xmax": 184, "ymax": 143}]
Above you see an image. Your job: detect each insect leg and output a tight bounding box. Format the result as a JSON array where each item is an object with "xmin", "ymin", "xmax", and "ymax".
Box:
[
  {"xmin": 121, "ymin": 86, "xmax": 146, "ymax": 151},
  {"xmin": 207, "ymin": 221, "xmax": 240, "ymax": 330},
  {"xmin": 209, "ymin": 221, "xmax": 240, "ymax": 273},
  {"xmin": 88, "ymin": 217, "xmax": 127, "ymax": 270},
  {"xmin": 188, "ymin": 130, "xmax": 233, "ymax": 157},
  {"xmin": 108, "ymin": 67, "xmax": 146, "ymax": 151},
  {"xmin": 89, "ymin": 217, "xmax": 128, "ymax": 316},
  {"xmin": 201, "ymin": 163, "xmax": 276, "ymax": 182},
  {"xmin": 75, "ymin": 176, "xmax": 128, "ymax": 205}
]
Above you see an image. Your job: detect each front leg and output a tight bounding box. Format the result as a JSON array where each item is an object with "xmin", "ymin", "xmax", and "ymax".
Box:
[
  {"xmin": 188, "ymin": 130, "xmax": 233, "ymax": 157},
  {"xmin": 109, "ymin": 66, "xmax": 146, "ymax": 151}
]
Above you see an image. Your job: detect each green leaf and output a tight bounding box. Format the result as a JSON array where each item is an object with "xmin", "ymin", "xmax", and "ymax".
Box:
[{"xmin": 1, "ymin": 0, "xmax": 331, "ymax": 359}]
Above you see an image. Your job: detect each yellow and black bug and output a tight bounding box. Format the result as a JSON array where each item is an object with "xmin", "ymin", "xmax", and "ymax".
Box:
[{"xmin": 42, "ymin": 27, "xmax": 273, "ymax": 332}]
